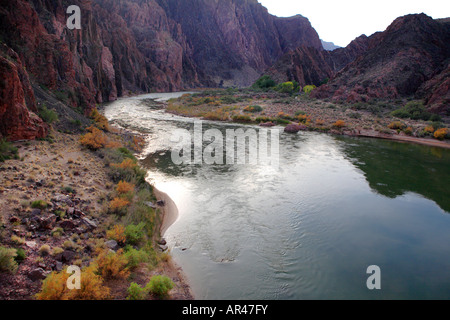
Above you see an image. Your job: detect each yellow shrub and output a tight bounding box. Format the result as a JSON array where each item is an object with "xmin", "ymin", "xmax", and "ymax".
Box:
[
  {"xmin": 110, "ymin": 197, "xmax": 130, "ymax": 212},
  {"xmin": 94, "ymin": 249, "xmax": 130, "ymax": 280},
  {"xmin": 404, "ymin": 127, "xmax": 413, "ymax": 136},
  {"xmin": 388, "ymin": 121, "xmax": 406, "ymax": 130},
  {"xmin": 105, "ymin": 140, "xmax": 123, "ymax": 149},
  {"xmin": 116, "ymin": 181, "xmax": 135, "ymax": 195},
  {"xmin": 112, "ymin": 158, "xmax": 137, "ymax": 170},
  {"xmin": 106, "ymin": 225, "xmax": 126, "ymax": 245},
  {"xmin": 35, "ymin": 266, "xmax": 110, "ymax": 300},
  {"xmin": 333, "ymin": 120, "xmax": 346, "ymax": 128},
  {"xmin": 80, "ymin": 128, "xmax": 107, "ymax": 150},
  {"xmin": 64, "ymin": 265, "xmax": 110, "ymax": 300},
  {"xmin": 35, "ymin": 270, "xmax": 69, "ymax": 300},
  {"xmin": 434, "ymin": 128, "xmax": 448, "ymax": 140},
  {"xmin": 315, "ymin": 119, "xmax": 325, "ymax": 126},
  {"xmin": 132, "ymin": 136, "xmax": 146, "ymax": 152},
  {"xmin": 424, "ymin": 125, "xmax": 435, "ymax": 133},
  {"xmin": 90, "ymin": 108, "xmax": 110, "ymax": 131}
]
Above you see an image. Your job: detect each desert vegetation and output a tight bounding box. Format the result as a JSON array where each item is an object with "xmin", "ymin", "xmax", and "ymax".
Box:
[{"xmin": 0, "ymin": 111, "xmax": 190, "ymax": 300}]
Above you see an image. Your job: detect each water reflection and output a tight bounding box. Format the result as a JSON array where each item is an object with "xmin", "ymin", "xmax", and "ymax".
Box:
[{"xmin": 337, "ymin": 136, "xmax": 450, "ymax": 213}]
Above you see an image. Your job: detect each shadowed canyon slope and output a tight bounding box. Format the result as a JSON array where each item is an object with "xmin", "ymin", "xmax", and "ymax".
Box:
[
  {"xmin": 311, "ymin": 14, "xmax": 450, "ymax": 114},
  {"xmin": 0, "ymin": 0, "xmax": 323, "ymax": 139}
]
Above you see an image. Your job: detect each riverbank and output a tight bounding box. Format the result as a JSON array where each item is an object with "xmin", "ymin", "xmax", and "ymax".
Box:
[
  {"xmin": 165, "ymin": 89, "xmax": 450, "ymax": 149},
  {"xmin": 0, "ymin": 125, "xmax": 193, "ymax": 300}
]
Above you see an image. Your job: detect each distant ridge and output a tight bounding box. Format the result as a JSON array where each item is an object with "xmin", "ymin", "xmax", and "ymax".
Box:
[{"xmin": 321, "ymin": 40, "xmax": 342, "ymax": 51}]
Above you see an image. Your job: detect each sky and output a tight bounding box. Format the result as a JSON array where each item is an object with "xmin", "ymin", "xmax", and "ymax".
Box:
[{"xmin": 258, "ymin": 0, "xmax": 450, "ymax": 47}]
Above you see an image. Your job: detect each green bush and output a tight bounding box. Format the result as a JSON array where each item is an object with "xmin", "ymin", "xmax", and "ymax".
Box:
[
  {"xmin": 391, "ymin": 101, "xmax": 441, "ymax": 121},
  {"xmin": 145, "ymin": 275, "xmax": 174, "ymax": 299},
  {"xmin": 124, "ymin": 247, "xmax": 149, "ymax": 269},
  {"xmin": 275, "ymin": 118, "xmax": 291, "ymax": 125},
  {"xmin": 0, "ymin": 246, "xmax": 18, "ymax": 273},
  {"xmin": 243, "ymin": 105, "xmax": 263, "ymax": 113},
  {"xmin": 279, "ymin": 82, "xmax": 295, "ymax": 94},
  {"xmin": 125, "ymin": 223, "xmax": 146, "ymax": 246},
  {"xmin": 127, "ymin": 282, "xmax": 146, "ymax": 300},
  {"xmin": 38, "ymin": 105, "xmax": 59, "ymax": 124},
  {"xmin": 303, "ymin": 85, "xmax": 316, "ymax": 94},
  {"xmin": 252, "ymin": 75, "xmax": 276, "ymax": 90},
  {"xmin": 31, "ymin": 200, "xmax": 48, "ymax": 209},
  {"xmin": 0, "ymin": 139, "xmax": 18, "ymax": 162},
  {"xmin": 15, "ymin": 248, "xmax": 26, "ymax": 264}
]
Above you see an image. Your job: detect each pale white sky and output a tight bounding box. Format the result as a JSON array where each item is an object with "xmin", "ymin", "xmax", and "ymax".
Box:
[{"xmin": 258, "ymin": 0, "xmax": 450, "ymax": 47}]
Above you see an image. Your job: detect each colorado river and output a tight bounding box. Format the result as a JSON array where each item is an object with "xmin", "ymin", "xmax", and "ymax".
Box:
[{"xmin": 104, "ymin": 93, "xmax": 450, "ymax": 300}]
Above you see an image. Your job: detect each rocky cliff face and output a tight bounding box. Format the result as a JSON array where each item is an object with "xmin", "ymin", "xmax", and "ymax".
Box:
[
  {"xmin": 1, "ymin": 0, "xmax": 323, "ymax": 101},
  {"xmin": 0, "ymin": 0, "xmax": 325, "ymax": 140},
  {"xmin": 311, "ymin": 14, "xmax": 450, "ymax": 114},
  {"xmin": 266, "ymin": 34, "xmax": 370, "ymax": 87},
  {"xmin": 0, "ymin": 45, "xmax": 48, "ymax": 140}
]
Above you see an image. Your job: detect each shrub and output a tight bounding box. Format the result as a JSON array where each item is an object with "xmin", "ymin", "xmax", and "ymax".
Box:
[
  {"xmin": 124, "ymin": 247, "xmax": 149, "ymax": 269},
  {"xmin": 31, "ymin": 200, "xmax": 48, "ymax": 209},
  {"xmin": 35, "ymin": 269, "xmax": 69, "ymax": 300},
  {"xmin": 388, "ymin": 121, "xmax": 406, "ymax": 130},
  {"xmin": 252, "ymin": 75, "xmax": 276, "ymax": 90},
  {"xmin": 113, "ymin": 158, "xmax": 137, "ymax": 170},
  {"xmin": 110, "ymin": 197, "xmax": 130, "ymax": 214},
  {"xmin": 11, "ymin": 235, "xmax": 25, "ymax": 245},
  {"xmin": 232, "ymin": 114, "xmax": 252, "ymax": 123},
  {"xmin": 0, "ymin": 246, "xmax": 18, "ymax": 273},
  {"xmin": 90, "ymin": 108, "xmax": 109, "ymax": 131},
  {"xmin": 404, "ymin": 127, "xmax": 413, "ymax": 136},
  {"xmin": 424, "ymin": 125, "xmax": 435, "ymax": 133},
  {"xmin": 127, "ymin": 282, "xmax": 146, "ymax": 300},
  {"xmin": 391, "ymin": 101, "xmax": 440, "ymax": 121},
  {"xmin": 94, "ymin": 249, "xmax": 129, "ymax": 280},
  {"xmin": 434, "ymin": 128, "xmax": 448, "ymax": 140},
  {"xmin": 333, "ymin": 120, "xmax": 346, "ymax": 128},
  {"xmin": 39, "ymin": 244, "xmax": 51, "ymax": 257},
  {"xmin": 106, "ymin": 225, "xmax": 126, "ymax": 245},
  {"xmin": 39, "ymin": 105, "xmax": 59, "ymax": 124},
  {"xmin": 116, "ymin": 181, "xmax": 135, "ymax": 195},
  {"xmin": 279, "ymin": 82, "xmax": 295, "ymax": 94},
  {"xmin": 203, "ymin": 109, "xmax": 230, "ymax": 121},
  {"xmin": 0, "ymin": 139, "xmax": 18, "ymax": 162},
  {"xmin": 275, "ymin": 118, "xmax": 290, "ymax": 125},
  {"xmin": 303, "ymin": 85, "xmax": 316, "ymax": 94},
  {"xmin": 243, "ymin": 105, "xmax": 263, "ymax": 113},
  {"xmin": 145, "ymin": 275, "xmax": 174, "ymax": 299},
  {"xmin": 80, "ymin": 127, "xmax": 107, "ymax": 150},
  {"xmin": 51, "ymin": 227, "xmax": 64, "ymax": 238},
  {"xmin": 15, "ymin": 248, "xmax": 26, "ymax": 263},
  {"xmin": 110, "ymin": 158, "xmax": 147, "ymax": 186},
  {"xmin": 36, "ymin": 265, "xmax": 110, "ymax": 300},
  {"xmin": 125, "ymin": 223, "xmax": 146, "ymax": 246}
]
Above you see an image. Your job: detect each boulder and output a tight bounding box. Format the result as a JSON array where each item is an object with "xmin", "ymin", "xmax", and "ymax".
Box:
[
  {"xmin": 284, "ymin": 124, "xmax": 307, "ymax": 133},
  {"xmin": 28, "ymin": 268, "xmax": 47, "ymax": 281}
]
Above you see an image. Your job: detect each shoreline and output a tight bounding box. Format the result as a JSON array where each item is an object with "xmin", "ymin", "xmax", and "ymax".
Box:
[
  {"xmin": 152, "ymin": 185, "xmax": 195, "ymax": 300},
  {"xmin": 353, "ymin": 129, "xmax": 450, "ymax": 149}
]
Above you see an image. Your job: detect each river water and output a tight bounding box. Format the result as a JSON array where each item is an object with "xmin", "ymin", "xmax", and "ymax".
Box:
[{"xmin": 104, "ymin": 93, "xmax": 450, "ymax": 300}]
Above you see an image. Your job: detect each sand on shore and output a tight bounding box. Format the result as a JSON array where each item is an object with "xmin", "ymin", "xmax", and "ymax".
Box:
[
  {"xmin": 153, "ymin": 187, "xmax": 179, "ymax": 237},
  {"xmin": 356, "ymin": 129, "xmax": 450, "ymax": 149},
  {"xmin": 152, "ymin": 185, "xmax": 195, "ymax": 299}
]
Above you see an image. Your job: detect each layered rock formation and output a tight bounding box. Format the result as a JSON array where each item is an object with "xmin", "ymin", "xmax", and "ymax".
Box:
[
  {"xmin": 266, "ymin": 34, "xmax": 370, "ymax": 88},
  {"xmin": 0, "ymin": 0, "xmax": 324, "ymax": 140},
  {"xmin": 310, "ymin": 14, "xmax": 450, "ymax": 114},
  {"xmin": 0, "ymin": 45, "xmax": 48, "ymax": 140}
]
